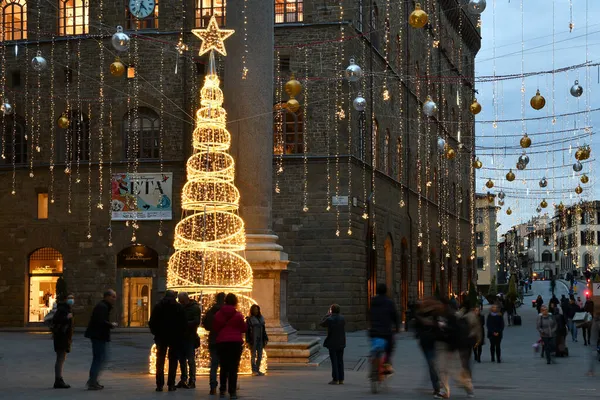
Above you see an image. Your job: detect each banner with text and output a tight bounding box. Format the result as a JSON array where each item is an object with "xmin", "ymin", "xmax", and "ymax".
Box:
[{"xmin": 111, "ymin": 173, "xmax": 173, "ymax": 221}]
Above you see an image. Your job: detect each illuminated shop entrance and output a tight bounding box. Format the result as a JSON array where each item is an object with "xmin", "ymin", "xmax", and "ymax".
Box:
[{"xmin": 28, "ymin": 248, "xmax": 63, "ymax": 323}]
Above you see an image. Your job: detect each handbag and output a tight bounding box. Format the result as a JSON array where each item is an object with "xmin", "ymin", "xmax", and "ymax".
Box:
[{"xmin": 573, "ymin": 312, "xmax": 587, "ymax": 322}]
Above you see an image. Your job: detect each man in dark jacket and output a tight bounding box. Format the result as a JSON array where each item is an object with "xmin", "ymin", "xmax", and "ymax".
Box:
[
  {"xmin": 52, "ymin": 294, "xmax": 75, "ymax": 389},
  {"xmin": 320, "ymin": 304, "xmax": 346, "ymax": 385},
  {"xmin": 566, "ymin": 298, "xmax": 581, "ymax": 342},
  {"xmin": 176, "ymin": 292, "xmax": 201, "ymax": 389},
  {"xmin": 84, "ymin": 289, "xmax": 117, "ymax": 390},
  {"xmin": 368, "ymin": 283, "xmax": 399, "ymax": 369},
  {"xmin": 149, "ymin": 290, "xmax": 187, "ymax": 392},
  {"xmin": 202, "ymin": 292, "xmax": 225, "ymax": 395},
  {"xmin": 486, "ymin": 304, "xmax": 504, "ymax": 363},
  {"xmin": 560, "ymin": 295, "xmax": 570, "ymax": 316},
  {"xmin": 415, "ymin": 298, "xmax": 444, "ymax": 397}
]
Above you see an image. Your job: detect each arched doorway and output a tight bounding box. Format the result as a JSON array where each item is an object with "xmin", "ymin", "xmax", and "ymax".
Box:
[
  {"xmin": 417, "ymin": 248, "xmax": 424, "ymax": 299},
  {"xmin": 118, "ymin": 244, "xmax": 158, "ymax": 327},
  {"xmin": 400, "ymin": 238, "xmax": 408, "ymax": 321},
  {"xmin": 384, "ymin": 235, "xmax": 394, "ymax": 300},
  {"xmin": 28, "ymin": 248, "xmax": 64, "ymax": 323},
  {"xmin": 430, "ymin": 250, "xmax": 437, "ymax": 296},
  {"xmin": 366, "ymin": 226, "xmax": 377, "ymax": 309}
]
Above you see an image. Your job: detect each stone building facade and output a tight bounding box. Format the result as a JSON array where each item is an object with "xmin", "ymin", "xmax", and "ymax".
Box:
[
  {"xmin": 475, "ymin": 193, "xmax": 498, "ymax": 285},
  {"xmin": 0, "ymin": 1, "xmax": 480, "ymax": 331}
]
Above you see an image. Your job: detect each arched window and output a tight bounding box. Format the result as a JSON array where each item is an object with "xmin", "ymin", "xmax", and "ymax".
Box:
[
  {"xmin": 2, "ymin": 0, "xmax": 27, "ymax": 40},
  {"xmin": 196, "ymin": 0, "xmax": 225, "ymax": 27},
  {"xmin": 1, "ymin": 114, "xmax": 27, "ymax": 165},
  {"xmin": 370, "ymin": 2, "xmax": 379, "ymax": 49},
  {"xmin": 400, "ymin": 238, "xmax": 409, "ymax": 320},
  {"xmin": 384, "ymin": 235, "xmax": 394, "ymax": 300},
  {"xmin": 58, "ymin": 110, "xmax": 90, "ymax": 163},
  {"xmin": 383, "ymin": 129, "xmax": 390, "ymax": 175},
  {"xmin": 127, "ymin": 0, "xmax": 159, "ymax": 30},
  {"xmin": 275, "ymin": 0, "xmax": 303, "ymax": 24},
  {"xmin": 417, "ymin": 248, "xmax": 424, "ymax": 299},
  {"xmin": 273, "ymin": 103, "xmax": 303, "ymax": 155},
  {"xmin": 430, "ymin": 250, "xmax": 437, "ymax": 296},
  {"xmin": 583, "ymin": 253, "xmax": 593, "ymax": 269},
  {"xmin": 58, "ymin": 0, "xmax": 89, "ymax": 36},
  {"xmin": 123, "ymin": 108, "xmax": 161, "ymax": 160},
  {"xmin": 396, "ymin": 137, "xmax": 402, "ymax": 182},
  {"xmin": 542, "ymin": 251, "xmax": 552, "ymax": 263}
]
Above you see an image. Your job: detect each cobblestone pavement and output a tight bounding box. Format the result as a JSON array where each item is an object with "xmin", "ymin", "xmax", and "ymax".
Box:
[{"xmin": 1, "ymin": 281, "xmax": 598, "ymax": 399}]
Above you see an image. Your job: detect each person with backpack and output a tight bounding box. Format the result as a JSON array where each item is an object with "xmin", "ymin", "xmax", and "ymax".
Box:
[
  {"xmin": 176, "ymin": 292, "xmax": 201, "ymax": 389},
  {"xmin": 202, "ymin": 292, "xmax": 225, "ymax": 395},
  {"xmin": 246, "ymin": 304, "xmax": 268, "ymax": 376},
  {"xmin": 212, "ymin": 293, "xmax": 247, "ymax": 400},
  {"xmin": 51, "ymin": 294, "xmax": 75, "ymax": 389},
  {"xmin": 320, "ymin": 304, "xmax": 346, "ymax": 385},
  {"xmin": 486, "ymin": 304, "xmax": 504, "ymax": 363}
]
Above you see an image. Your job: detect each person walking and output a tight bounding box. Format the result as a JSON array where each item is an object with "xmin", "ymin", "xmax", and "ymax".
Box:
[
  {"xmin": 560, "ymin": 295, "xmax": 570, "ymax": 317},
  {"xmin": 504, "ymin": 297, "xmax": 515, "ymax": 326},
  {"xmin": 566, "ymin": 297, "xmax": 581, "ymax": 342},
  {"xmin": 149, "ymin": 290, "xmax": 187, "ymax": 392},
  {"xmin": 84, "ymin": 289, "xmax": 117, "ymax": 390},
  {"xmin": 246, "ymin": 304, "xmax": 268, "ymax": 376},
  {"xmin": 368, "ymin": 283, "xmax": 399, "ymax": 372},
  {"xmin": 175, "ymin": 292, "xmax": 201, "ymax": 389},
  {"xmin": 553, "ymin": 305, "xmax": 568, "ymax": 357},
  {"xmin": 202, "ymin": 292, "xmax": 225, "ymax": 395},
  {"xmin": 52, "ymin": 294, "xmax": 75, "ymax": 389},
  {"xmin": 586, "ymin": 311, "xmax": 600, "ymax": 376},
  {"xmin": 577, "ymin": 296, "xmax": 584, "ymax": 309},
  {"xmin": 213, "ymin": 293, "xmax": 247, "ymax": 400},
  {"xmin": 456, "ymin": 301, "xmax": 480, "ymax": 398},
  {"xmin": 473, "ymin": 306, "xmax": 485, "ymax": 363},
  {"xmin": 536, "ymin": 295, "xmax": 544, "ymax": 314},
  {"xmin": 320, "ymin": 304, "xmax": 346, "ymax": 385},
  {"xmin": 537, "ymin": 305, "xmax": 557, "ymax": 364},
  {"xmin": 415, "ymin": 298, "xmax": 444, "ymax": 398},
  {"xmin": 583, "ymin": 297, "xmax": 595, "ymax": 346},
  {"xmin": 486, "ymin": 304, "xmax": 504, "ymax": 363}
]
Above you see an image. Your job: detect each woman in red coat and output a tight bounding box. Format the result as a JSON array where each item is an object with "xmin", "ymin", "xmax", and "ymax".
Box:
[{"xmin": 212, "ymin": 293, "xmax": 247, "ymax": 400}]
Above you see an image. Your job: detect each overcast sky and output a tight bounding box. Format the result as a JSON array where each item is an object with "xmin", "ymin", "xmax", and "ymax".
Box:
[{"xmin": 474, "ymin": 0, "xmax": 600, "ymax": 234}]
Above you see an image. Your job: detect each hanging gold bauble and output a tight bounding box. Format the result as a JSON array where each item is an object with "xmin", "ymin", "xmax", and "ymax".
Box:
[
  {"xmin": 409, "ymin": 3, "xmax": 429, "ymax": 29},
  {"xmin": 581, "ymin": 174, "xmax": 589, "ymax": 184},
  {"xmin": 506, "ymin": 207, "xmax": 512, "ymax": 215},
  {"xmin": 470, "ymin": 99, "xmax": 482, "ymax": 115},
  {"xmin": 540, "ymin": 199, "xmax": 548, "ymax": 208},
  {"xmin": 557, "ymin": 202, "xmax": 565, "ymax": 212},
  {"xmin": 445, "ymin": 147, "xmax": 456, "ymax": 160},
  {"xmin": 530, "ymin": 89, "xmax": 546, "ymax": 110},
  {"xmin": 487, "ymin": 192, "xmax": 494, "ymax": 203},
  {"xmin": 485, "ymin": 178, "xmax": 494, "ymax": 189},
  {"xmin": 581, "ymin": 145, "xmax": 591, "ymax": 160},
  {"xmin": 284, "ymin": 73, "xmax": 302, "ymax": 98},
  {"xmin": 110, "ymin": 57, "xmax": 125, "ymax": 77},
  {"xmin": 58, "ymin": 114, "xmax": 70, "ymax": 129},
  {"xmin": 575, "ymin": 147, "xmax": 584, "ymax": 161},
  {"xmin": 286, "ymin": 98, "xmax": 300, "ymax": 113},
  {"xmin": 473, "ymin": 157, "xmax": 482, "ymax": 169},
  {"xmin": 575, "ymin": 185, "xmax": 583, "ymax": 195},
  {"xmin": 506, "ymin": 169, "xmax": 515, "ymax": 182},
  {"xmin": 520, "ymin": 134, "xmax": 531, "ymax": 149}
]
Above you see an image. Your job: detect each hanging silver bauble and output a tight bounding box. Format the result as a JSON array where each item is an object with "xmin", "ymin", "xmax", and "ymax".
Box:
[
  {"xmin": 437, "ymin": 137, "xmax": 446, "ymax": 151},
  {"xmin": 467, "ymin": 0, "xmax": 487, "ymax": 15},
  {"xmin": 422, "ymin": 96, "xmax": 438, "ymax": 117},
  {"xmin": 345, "ymin": 58, "xmax": 363, "ymax": 82},
  {"xmin": 518, "ymin": 153, "xmax": 529, "ymax": 165},
  {"xmin": 536, "ymin": 207, "xmax": 542, "ymax": 213},
  {"xmin": 498, "ymin": 190, "xmax": 505, "ymax": 200},
  {"xmin": 573, "ymin": 161, "xmax": 583, "ymax": 172},
  {"xmin": 539, "ymin": 177, "xmax": 548, "ymax": 188},
  {"xmin": 31, "ymin": 50, "xmax": 47, "ymax": 71},
  {"xmin": 516, "ymin": 161, "xmax": 526, "ymax": 171},
  {"xmin": 570, "ymin": 80, "xmax": 583, "ymax": 98},
  {"xmin": 1, "ymin": 99, "xmax": 12, "ymax": 116},
  {"xmin": 111, "ymin": 26, "xmax": 130, "ymax": 52},
  {"xmin": 353, "ymin": 95, "xmax": 366, "ymax": 112}
]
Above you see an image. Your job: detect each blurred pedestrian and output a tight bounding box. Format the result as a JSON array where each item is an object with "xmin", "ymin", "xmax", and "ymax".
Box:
[
  {"xmin": 566, "ymin": 297, "xmax": 581, "ymax": 342},
  {"xmin": 537, "ymin": 305, "xmax": 557, "ymax": 364},
  {"xmin": 52, "ymin": 294, "xmax": 75, "ymax": 389},
  {"xmin": 586, "ymin": 311, "xmax": 600, "ymax": 376},
  {"xmin": 213, "ymin": 294, "xmax": 247, "ymax": 400},
  {"xmin": 560, "ymin": 295, "xmax": 570, "ymax": 316},
  {"xmin": 473, "ymin": 306, "xmax": 485, "ymax": 363},
  {"xmin": 583, "ymin": 297, "xmax": 595, "ymax": 346},
  {"xmin": 84, "ymin": 289, "xmax": 118, "ymax": 390},
  {"xmin": 536, "ymin": 295, "xmax": 544, "ymax": 314},
  {"xmin": 202, "ymin": 292, "xmax": 225, "ymax": 395},
  {"xmin": 176, "ymin": 292, "xmax": 201, "ymax": 389},
  {"xmin": 246, "ymin": 304, "xmax": 268, "ymax": 376},
  {"xmin": 320, "ymin": 304, "xmax": 346, "ymax": 385},
  {"xmin": 577, "ymin": 296, "xmax": 584, "ymax": 309},
  {"xmin": 553, "ymin": 305, "xmax": 568, "ymax": 357},
  {"xmin": 486, "ymin": 304, "xmax": 504, "ymax": 363},
  {"xmin": 415, "ymin": 298, "xmax": 444, "ymax": 397},
  {"xmin": 368, "ymin": 283, "xmax": 399, "ymax": 372},
  {"xmin": 149, "ymin": 290, "xmax": 187, "ymax": 392}
]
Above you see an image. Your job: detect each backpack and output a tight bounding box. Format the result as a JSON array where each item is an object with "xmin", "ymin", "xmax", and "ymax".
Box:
[{"xmin": 202, "ymin": 307, "xmax": 216, "ymax": 331}]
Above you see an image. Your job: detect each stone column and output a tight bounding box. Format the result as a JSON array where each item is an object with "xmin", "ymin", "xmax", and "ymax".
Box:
[{"xmin": 223, "ymin": 1, "xmax": 320, "ymax": 363}]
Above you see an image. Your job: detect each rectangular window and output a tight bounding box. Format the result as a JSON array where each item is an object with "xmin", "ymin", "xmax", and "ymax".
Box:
[
  {"xmin": 476, "ymin": 232, "xmax": 484, "ymax": 245},
  {"xmin": 279, "ymin": 55, "xmax": 291, "ymax": 73},
  {"xmin": 477, "ymin": 257, "xmax": 484, "ymax": 270},
  {"xmin": 37, "ymin": 193, "xmax": 48, "ymax": 219},
  {"xmin": 543, "ymin": 236, "xmax": 550, "ymax": 246},
  {"xmin": 196, "ymin": 0, "xmax": 226, "ymax": 27},
  {"xmin": 581, "ymin": 231, "xmax": 588, "ymax": 246},
  {"xmin": 58, "ymin": 0, "xmax": 89, "ymax": 36},
  {"xmin": 275, "ymin": 0, "xmax": 304, "ymax": 24}
]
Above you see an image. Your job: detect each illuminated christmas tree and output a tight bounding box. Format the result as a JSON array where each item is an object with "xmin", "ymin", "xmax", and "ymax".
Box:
[{"xmin": 150, "ymin": 16, "xmax": 264, "ymax": 375}]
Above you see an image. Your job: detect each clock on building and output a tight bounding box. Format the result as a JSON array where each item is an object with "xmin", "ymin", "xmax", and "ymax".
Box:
[{"xmin": 129, "ymin": 0, "xmax": 156, "ymax": 19}]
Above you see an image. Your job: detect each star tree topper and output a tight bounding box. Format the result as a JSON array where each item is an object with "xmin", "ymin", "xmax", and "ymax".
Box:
[{"xmin": 192, "ymin": 15, "xmax": 235, "ymax": 57}]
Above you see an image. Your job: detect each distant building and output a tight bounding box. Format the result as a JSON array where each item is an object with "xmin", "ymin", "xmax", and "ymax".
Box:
[{"xmin": 475, "ymin": 194, "xmax": 498, "ymax": 285}]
